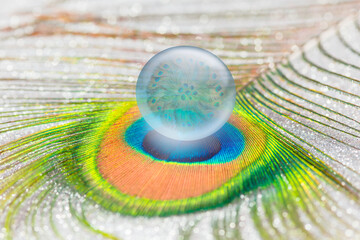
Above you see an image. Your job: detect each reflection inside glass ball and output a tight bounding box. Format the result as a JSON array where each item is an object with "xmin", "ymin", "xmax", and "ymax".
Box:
[{"xmin": 136, "ymin": 46, "xmax": 236, "ymax": 141}]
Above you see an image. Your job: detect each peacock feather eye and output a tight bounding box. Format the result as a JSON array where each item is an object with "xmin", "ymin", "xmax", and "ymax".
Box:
[
  {"xmin": 136, "ymin": 46, "xmax": 236, "ymax": 141},
  {"xmin": 70, "ymin": 99, "xmax": 302, "ymax": 216}
]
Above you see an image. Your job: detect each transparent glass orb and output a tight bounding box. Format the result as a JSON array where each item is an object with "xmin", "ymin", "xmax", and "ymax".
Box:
[{"xmin": 136, "ymin": 46, "xmax": 236, "ymax": 141}]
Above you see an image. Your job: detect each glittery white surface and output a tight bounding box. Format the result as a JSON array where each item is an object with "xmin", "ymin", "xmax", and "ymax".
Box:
[{"xmin": 0, "ymin": 0, "xmax": 359, "ymax": 239}]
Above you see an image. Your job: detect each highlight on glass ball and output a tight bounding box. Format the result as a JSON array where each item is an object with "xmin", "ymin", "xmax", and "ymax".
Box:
[{"xmin": 136, "ymin": 46, "xmax": 236, "ymax": 141}]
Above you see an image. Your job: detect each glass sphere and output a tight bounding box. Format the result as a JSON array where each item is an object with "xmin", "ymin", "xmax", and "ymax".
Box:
[{"xmin": 136, "ymin": 46, "xmax": 236, "ymax": 141}]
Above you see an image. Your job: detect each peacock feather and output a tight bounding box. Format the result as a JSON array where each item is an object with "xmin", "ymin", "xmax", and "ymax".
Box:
[{"xmin": 0, "ymin": 1, "xmax": 359, "ymax": 239}]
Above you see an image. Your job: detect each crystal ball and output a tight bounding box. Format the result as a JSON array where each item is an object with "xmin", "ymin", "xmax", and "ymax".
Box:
[{"xmin": 136, "ymin": 46, "xmax": 236, "ymax": 141}]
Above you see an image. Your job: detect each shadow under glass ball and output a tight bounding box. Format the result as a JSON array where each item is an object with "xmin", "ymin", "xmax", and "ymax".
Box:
[
  {"xmin": 136, "ymin": 46, "xmax": 236, "ymax": 141},
  {"xmin": 142, "ymin": 130, "xmax": 221, "ymax": 162}
]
